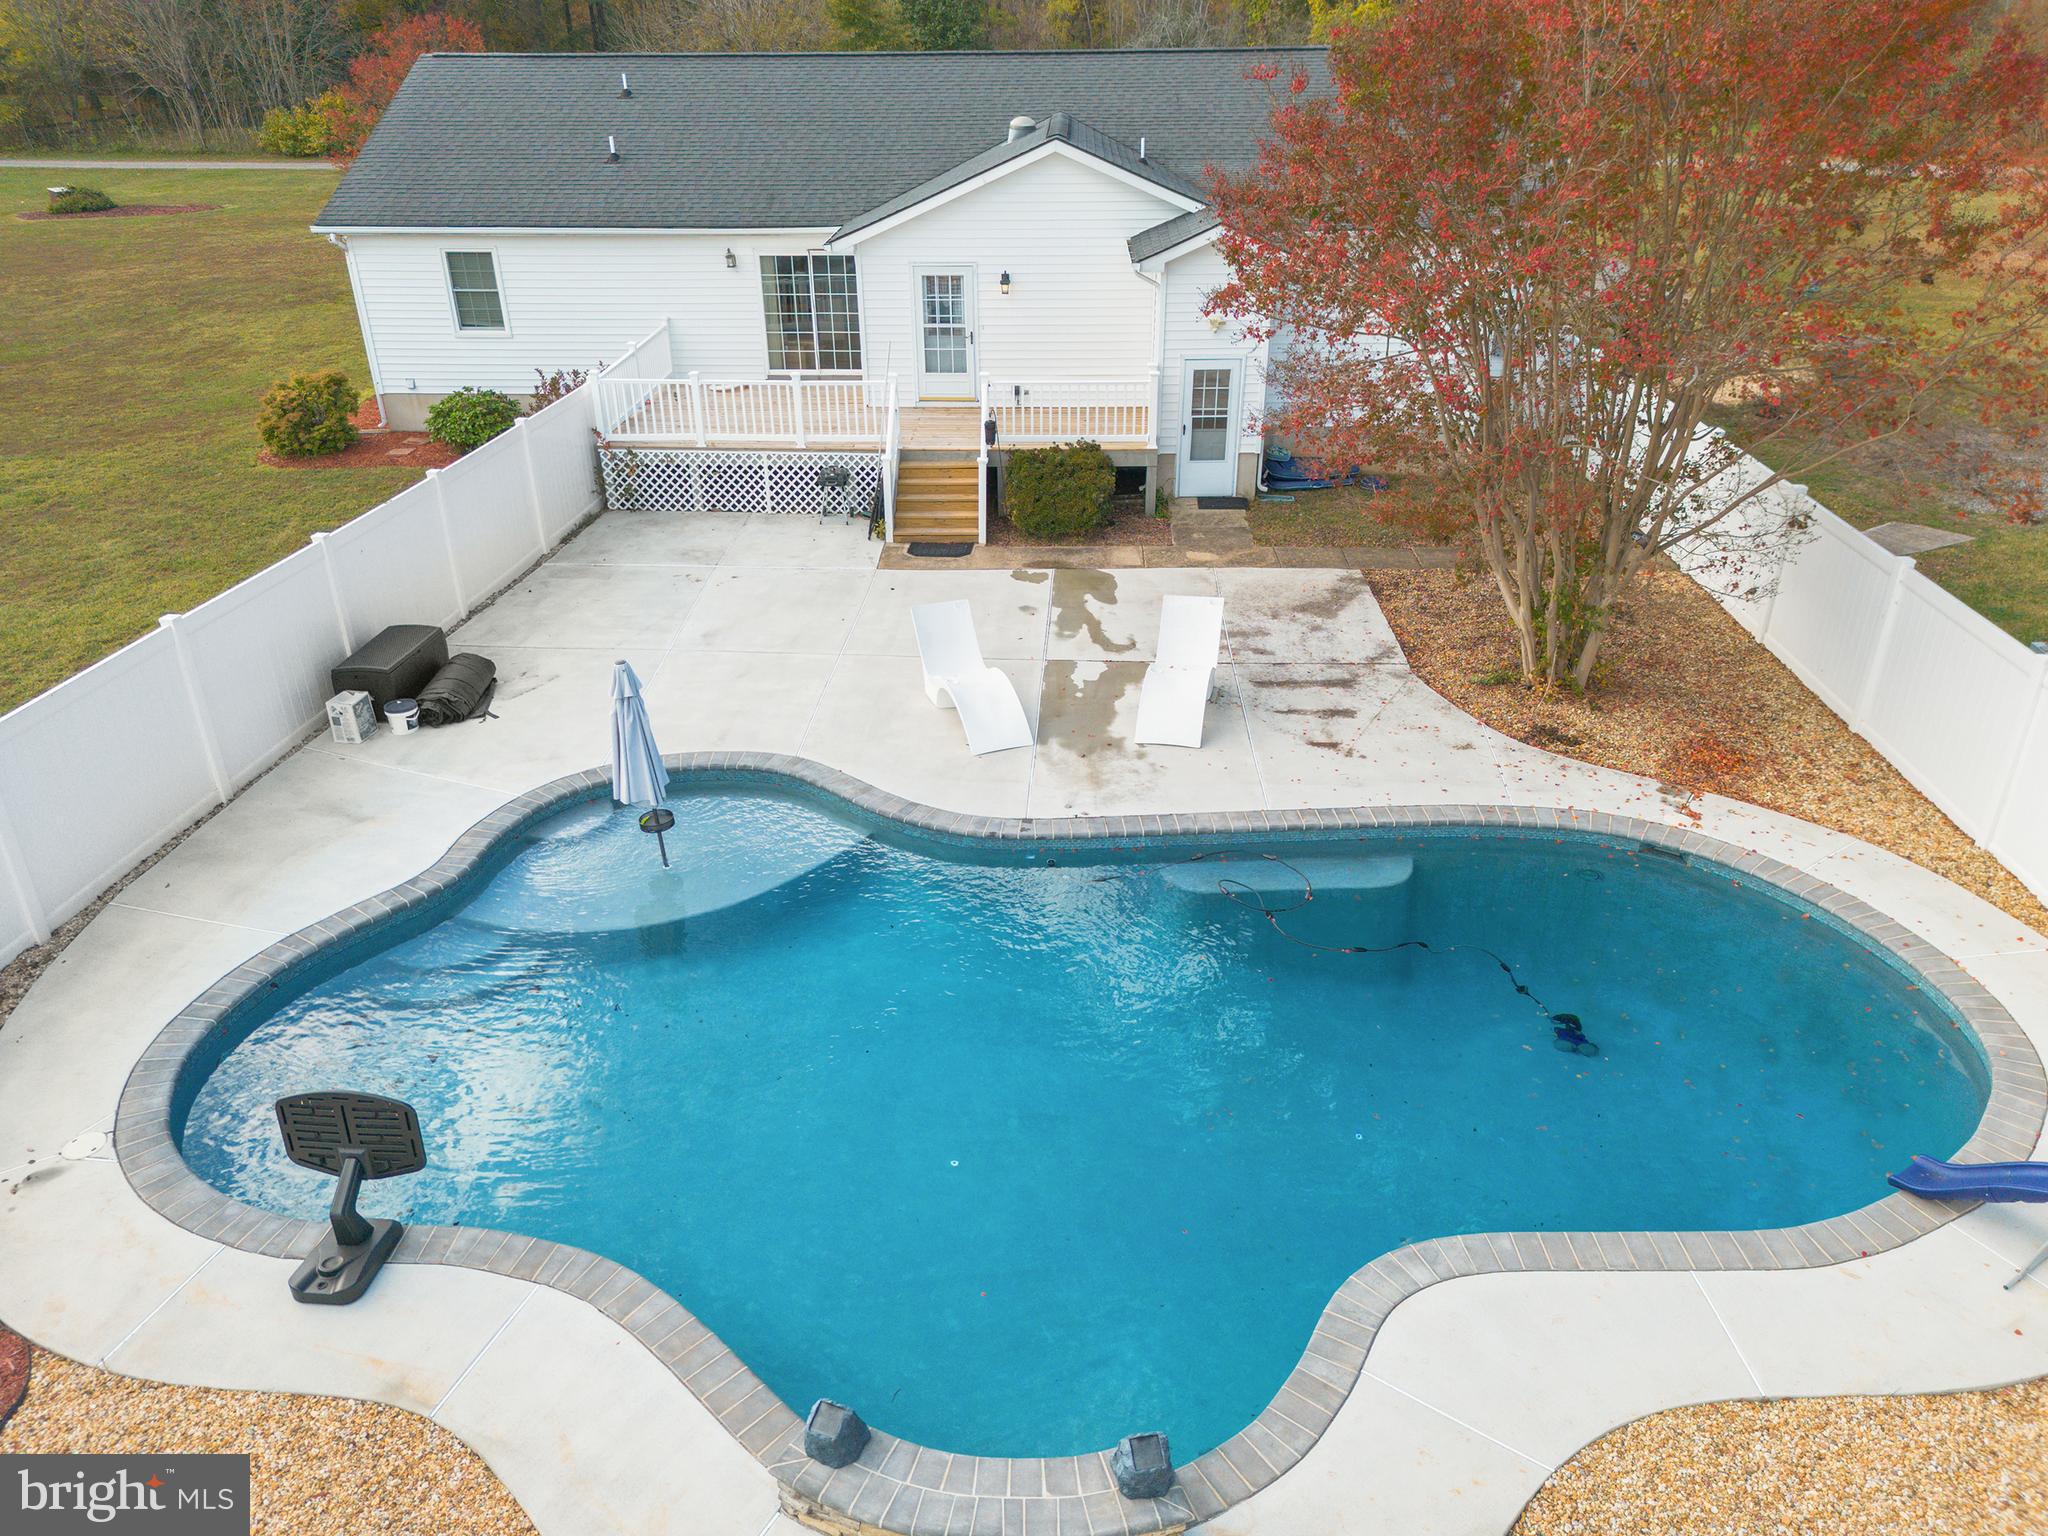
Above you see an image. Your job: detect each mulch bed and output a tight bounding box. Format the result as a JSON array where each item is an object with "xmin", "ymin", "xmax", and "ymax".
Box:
[
  {"xmin": 1369, "ymin": 564, "xmax": 2048, "ymax": 933},
  {"xmin": 17, "ymin": 204, "xmax": 219, "ymax": 221},
  {"xmin": 985, "ymin": 494, "xmax": 1173, "ymax": 547},
  {"xmin": 259, "ymin": 430, "xmax": 459, "ymax": 472},
  {"xmin": 0, "ymin": 1327, "xmax": 27, "ymax": 1432}
]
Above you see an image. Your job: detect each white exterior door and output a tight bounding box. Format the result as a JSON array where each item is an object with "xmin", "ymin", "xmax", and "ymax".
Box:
[
  {"xmin": 915, "ymin": 265, "xmax": 978, "ymax": 401},
  {"xmin": 1177, "ymin": 358, "xmax": 1242, "ymax": 499}
]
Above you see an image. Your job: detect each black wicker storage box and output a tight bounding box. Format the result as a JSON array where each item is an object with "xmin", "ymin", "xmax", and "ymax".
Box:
[{"xmin": 330, "ymin": 625, "xmax": 449, "ymax": 708}]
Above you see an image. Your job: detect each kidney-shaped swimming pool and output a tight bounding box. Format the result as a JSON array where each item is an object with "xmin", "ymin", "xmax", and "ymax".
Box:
[{"xmin": 173, "ymin": 783, "xmax": 1988, "ymax": 1460}]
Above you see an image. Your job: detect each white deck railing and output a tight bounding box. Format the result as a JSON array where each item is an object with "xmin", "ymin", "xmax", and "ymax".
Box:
[
  {"xmin": 984, "ymin": 374, "xmax": 1158, "ymax": 446},
  {"xmin": 594, "ymin": 340, "xmax": 896, "ymax": 450}
]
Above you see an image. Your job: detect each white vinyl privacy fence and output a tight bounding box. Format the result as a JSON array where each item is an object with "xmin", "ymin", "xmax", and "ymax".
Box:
[
  {"xmin": 0, "ymin": 385, "xmax": 602, "ymax": 967},
  {"xmin": 1672, "ymin": 442, "xmax": 2048, "ymax": 904}
]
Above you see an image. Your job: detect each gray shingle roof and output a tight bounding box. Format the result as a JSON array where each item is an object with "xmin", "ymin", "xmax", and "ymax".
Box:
[
  {"xmin": 830, "ymin": 110, "xmax": 1205, "ymax": 241},
  {"xmin": 314, "ymin": 47, "xmax": 1327, "ymax": 232},
  {"xmin": 1128, "ymin": 206, "xmax": 1221, "ymax": 262}
]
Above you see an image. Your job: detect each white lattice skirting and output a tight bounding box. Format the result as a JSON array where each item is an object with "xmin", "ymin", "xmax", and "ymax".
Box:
[{"xmin": 599, "ymin": 447, "xmax": 884, "ymax": 517}]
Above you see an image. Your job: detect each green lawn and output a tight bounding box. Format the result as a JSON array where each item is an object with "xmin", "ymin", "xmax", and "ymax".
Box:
[
  {"xmin": 1711, "ymin": 402, "xmax": 2048, "ymax": 646},
  {"xmin": 1714, "ymin": 259, "xmax": 2048, "ymax": 646},
  {"xmin": 1248, "ymin": 480, "xmax": 1458, "ymax": 547},
  {"xmin": 0, "ymin": 168, "xmax": 417, "ymax": 713}
]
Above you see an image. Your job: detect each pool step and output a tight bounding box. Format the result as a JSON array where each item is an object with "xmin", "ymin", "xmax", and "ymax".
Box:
[{"xmin": 1156, "ymin": 854, "xmax": 1416, "ymax": 896}]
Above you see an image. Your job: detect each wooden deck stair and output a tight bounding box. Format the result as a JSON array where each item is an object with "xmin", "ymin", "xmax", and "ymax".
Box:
[{"xmin": 893, "ymin": 457, "xmax": 980, "ymax": 542}]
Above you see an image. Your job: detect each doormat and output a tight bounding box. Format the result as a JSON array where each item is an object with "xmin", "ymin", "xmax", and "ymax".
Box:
[
  {"xmin": 1195, "ymin": 496, "xmax": 1250, "ymax": 510},
  {"xmin": 906, "ymin": 542, "xmax": 974, "ymax": 558}
]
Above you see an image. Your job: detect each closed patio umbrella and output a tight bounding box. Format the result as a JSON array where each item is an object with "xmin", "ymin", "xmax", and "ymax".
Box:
[{"xmin": 610, "ymin": 660, "xmax": 671, "ymax": 865}]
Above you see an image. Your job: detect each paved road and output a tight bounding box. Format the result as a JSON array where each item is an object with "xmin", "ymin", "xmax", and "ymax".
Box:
[{"xmin": 0, "ymin": 157, "xmax": 336, "ymax": 170}]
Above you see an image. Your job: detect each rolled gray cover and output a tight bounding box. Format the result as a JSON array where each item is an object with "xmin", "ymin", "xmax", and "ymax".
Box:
[{"xmin": 416, "ymin": 653, "xmax": 497, "ymax": 726}]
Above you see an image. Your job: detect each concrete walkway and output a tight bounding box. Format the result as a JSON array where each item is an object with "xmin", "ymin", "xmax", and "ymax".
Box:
[{"xmin": 3, "ymin": 509, "xmax": 2044, "ymax": 1536}]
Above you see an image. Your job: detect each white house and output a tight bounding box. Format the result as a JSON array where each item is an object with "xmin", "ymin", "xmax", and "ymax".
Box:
[{"xmin": 314, "ymin": 48, "xmax": 1326, "ymax": 542}]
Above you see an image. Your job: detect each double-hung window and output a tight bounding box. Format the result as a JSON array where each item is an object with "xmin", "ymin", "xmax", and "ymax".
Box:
[
  {"xmin": 445, "ymin": 251, "xmax": 506, "ymax": 331},
  {"xmin": 760, "ymin": 254, "xmax": 862, "ymax": 373}
]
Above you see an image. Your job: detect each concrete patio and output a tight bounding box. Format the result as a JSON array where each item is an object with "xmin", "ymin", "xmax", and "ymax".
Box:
[{"xmin": 3, "ymin": 508, "xmax": 2046, "ymax": 1536}]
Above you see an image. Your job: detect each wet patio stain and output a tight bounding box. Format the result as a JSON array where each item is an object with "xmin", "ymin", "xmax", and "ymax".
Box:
[
  {"xmin": 1049, "ymin": 571, "xmax": 1137, "ymax": 654},
  {"xmin": 1267, "ymin": 705, "xmax": 1361, "ymax": 720},
  {"xmin": 1008, "ymin": 569, "xmax": 1049, "ymax": 585},
  {"xmin": 1037, "ymin": 661, "xmax": 1143, "ymax": 791}
]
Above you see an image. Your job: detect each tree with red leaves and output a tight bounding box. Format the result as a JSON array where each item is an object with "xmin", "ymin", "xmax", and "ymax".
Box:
[
  {"xmin": 1212, "ymin": 0, "xmax": 2048, "ymax": 687},
  {"xmin": 322, "ymin": 13, "xmax": 486, "ymax": 164}
]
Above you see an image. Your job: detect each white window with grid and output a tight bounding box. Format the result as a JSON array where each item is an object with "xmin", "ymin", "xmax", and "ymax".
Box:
[
  {"xmin": 444, "ymin": 251, "xmax": 506, "ymax": 331},
  {"xmin": 760, "ymin": 254, "xmax": 863, "ymax": 373}
]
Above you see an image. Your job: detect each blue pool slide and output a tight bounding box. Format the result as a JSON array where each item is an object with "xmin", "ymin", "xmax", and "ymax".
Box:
[{"xmin": 1887, "ymin": 1155, "xmax": 2048, "ymax": 1289}]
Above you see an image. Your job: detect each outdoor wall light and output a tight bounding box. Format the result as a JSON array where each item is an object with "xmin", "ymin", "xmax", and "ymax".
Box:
[
  {"xmin": 1000, "ymin": 270, "xmax": 1012, "ymax": 295},
  {"xmin": 725, "ymin": 248, "xmax": 737, "ymax": 269}
]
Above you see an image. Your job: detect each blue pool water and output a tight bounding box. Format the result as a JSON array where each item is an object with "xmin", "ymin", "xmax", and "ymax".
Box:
[{"xmin": 178, "ymin": 786, "xmax": 1987, "ymax": 1459}]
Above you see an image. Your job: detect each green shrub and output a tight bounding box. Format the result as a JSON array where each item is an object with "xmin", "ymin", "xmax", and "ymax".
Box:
[
  {"xmin": 257, "ymin": 371, "xmax": 359, "ymax": 457},
  {"xmin": 47, "ymin": 186, "xmax": 115, "ymax": 214},
  {"xmin": 256, "ymin": 97, "xmax": 340, "ymax": 158},
  {"xmin": 426, "ymin": 387, "xmax": 520, "ymax": 450},
  {"xmin": 1002, "ymin": 440, "xmax": 1115, "ymax": 539}
]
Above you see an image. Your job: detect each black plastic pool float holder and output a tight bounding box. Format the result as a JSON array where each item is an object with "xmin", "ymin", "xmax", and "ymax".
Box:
[
  {"xmin": 639, "ymin": 806, "xmax": 676, "ymax": 868},
  {"xmin": 274, "ymin": 1090, "xmax": 426, "ymax": 1305}
]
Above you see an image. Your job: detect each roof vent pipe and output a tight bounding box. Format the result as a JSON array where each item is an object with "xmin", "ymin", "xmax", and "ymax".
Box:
[
  {"xmin": 1139, "ymin": 135, "xmax": 1147, "ymax": 160},
  {"xmin": 1007, "ymin": 115, "xmax": 1034, "ymax": 143},
  {"xmin": 619, "ymin": 72, "xmax": 631, "ymax": 97},
  {"xmin": 607, "ymin": 134, "xmax": 619, "ymax": 162}
]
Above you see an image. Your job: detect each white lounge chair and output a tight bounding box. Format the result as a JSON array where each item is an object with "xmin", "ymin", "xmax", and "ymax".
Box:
[
  {"xmin": 1134, "ymin": 594, "xmax": 1225, "ymax": 748},
  {"xmin": 911, "ymin": 599, "xmax": 1033, "ymax": 755}
]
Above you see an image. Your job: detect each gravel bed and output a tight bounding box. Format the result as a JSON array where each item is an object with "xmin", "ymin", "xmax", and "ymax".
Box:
[
  {"xmin": 0, "ymin": 1332, "xmax": 536, "ymax": 1536},
  {"xmin": 1515, "ymin": 1379, "xmax": 2048, "ymax": 1535}
]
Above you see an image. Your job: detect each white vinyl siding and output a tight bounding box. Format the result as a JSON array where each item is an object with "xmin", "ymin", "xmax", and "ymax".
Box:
[
  {"xmin": 346, "ymin": 231, "xmax": 835, "ymax": 396},
  {"xmin": 1159, "ymin": 242, "xmax": 1267, "ymax": 453},
  {"xmin": 341, "ymin": 157, "xmax": 1269, "ymax": 444},
  {"xmin": 853, "ymin": 153, "xmax": 1174, "ymax": 390}
]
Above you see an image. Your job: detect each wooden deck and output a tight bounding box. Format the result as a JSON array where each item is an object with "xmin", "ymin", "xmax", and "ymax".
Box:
[{"xmin": 602, "ymin": 389, "xmax": 1151, "ymax": 454}]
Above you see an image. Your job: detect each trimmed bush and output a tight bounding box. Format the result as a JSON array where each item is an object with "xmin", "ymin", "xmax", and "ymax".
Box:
[
  {"xmin": 1003, "ymin": 440, "xmax": 1116, "ymax": 539},
  {"xmin": 426, "ymin": 387, "xmax": 520, "ymax": 450},
  {"xmin": 47, "ymin": 186, "xmax": 115, "ymax": 215},
  {"xmin": 257, "ymin": 371, "xmax": 359, "ymax": 458},
  {"xmin": 256, "ymin": 96, "xmax": 341, "ymax": 158}
]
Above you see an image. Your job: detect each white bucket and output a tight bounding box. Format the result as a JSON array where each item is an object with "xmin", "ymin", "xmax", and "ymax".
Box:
[{"xmin": 384, "ymin": 698, "xmax": 421, "ymax": 734}]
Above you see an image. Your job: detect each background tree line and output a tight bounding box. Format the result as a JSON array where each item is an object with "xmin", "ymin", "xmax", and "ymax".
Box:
[{"xmin": 0, "ymin": 0, "xmax": 1349, "ymax": 148}]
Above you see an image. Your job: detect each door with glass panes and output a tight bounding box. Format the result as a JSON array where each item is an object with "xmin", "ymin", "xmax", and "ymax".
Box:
[
  {"xmin": 1176, "ymin": 358, "xmax": 1242, "ymax": 498},
  {"xmin": 914, "ymin": 265, "xmax": 978, "ymax": 400}
]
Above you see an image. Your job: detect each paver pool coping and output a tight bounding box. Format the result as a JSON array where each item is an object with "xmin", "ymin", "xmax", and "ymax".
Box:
[{"xmin": 112, "ymin": 752, "xmax": 2048, "ymax": 1536}]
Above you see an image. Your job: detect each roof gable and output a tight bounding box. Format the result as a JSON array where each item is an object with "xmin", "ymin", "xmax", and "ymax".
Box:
[
  {"xmin": 829, "ymin": 111, "xmax": 1202, "ymax": 245},
  {"xmin": 315, "ymin": 48, "xmax": 1325, "ymax": 233}
]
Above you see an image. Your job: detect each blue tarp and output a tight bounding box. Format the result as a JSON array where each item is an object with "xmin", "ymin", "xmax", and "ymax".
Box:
[{"xmin": 1262, "ymin": 450, "xmax": 1388, "ymax": 494}]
